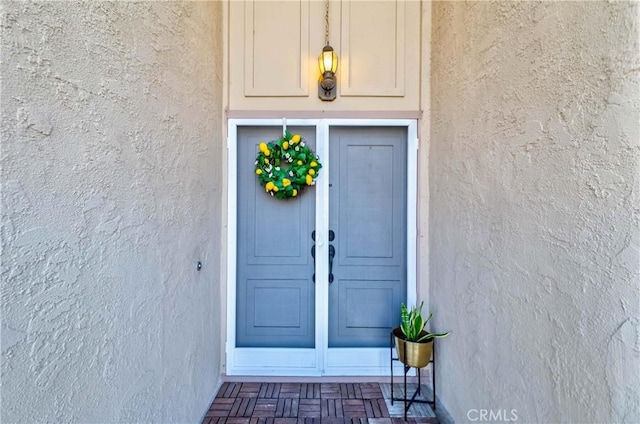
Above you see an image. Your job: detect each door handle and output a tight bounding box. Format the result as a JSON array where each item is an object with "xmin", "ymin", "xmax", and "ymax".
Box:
[
  {"xmin": 311, "ymin": 244, "xmax": 335, "ymax": 283},
  {"xmin": 311, "ymin": 245, "xmax": 316, "ymax": 283},
  {"xmin": 328, "ymin": 244, "xmax": 335, "ymax": 284}
]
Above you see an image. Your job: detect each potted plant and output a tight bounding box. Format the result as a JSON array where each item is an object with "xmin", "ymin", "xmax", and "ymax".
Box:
[{"xmin": 393, "ymin": 302, "xmax": 450, "ymax": 368}]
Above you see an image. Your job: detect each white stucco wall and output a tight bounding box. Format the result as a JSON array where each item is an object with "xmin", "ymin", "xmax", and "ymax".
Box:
[
  {"xmin": 1, "ymin": 2, "xmax": 223, "ymax": 422},
  {"xmin": 430, "ymin": 2, "xmax": 639, "ymax": 423}
]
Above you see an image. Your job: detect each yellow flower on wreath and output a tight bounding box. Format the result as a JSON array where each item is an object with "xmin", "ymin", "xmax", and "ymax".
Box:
[
  {"xmin": 265, "ymin": 181, "xmax": 275, "ymax": 191},
  {"xmin": 282, "ymin": 178, "xmax": 291, "ymax": 187},
  {"xmin": 308, "ymin": 169, "xmax": 315, "ymax": 176},
  {"xmin": 306, "ymin": 174, "xmax": 313, "ymax": 185},
  {"xmin": 291, "ymin": 134, "xmax": 301, "ymax": 144}
]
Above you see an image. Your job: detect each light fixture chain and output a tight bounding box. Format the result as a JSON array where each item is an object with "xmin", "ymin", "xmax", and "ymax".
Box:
[{"xmin": 324, "ymin": 0, "xmax": 330, "ymax": 46}]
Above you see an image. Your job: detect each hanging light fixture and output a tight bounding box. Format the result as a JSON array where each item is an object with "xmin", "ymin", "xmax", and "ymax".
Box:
[{"xmin": 318, "ymin": 0, "xmax": 338, "ymax": 101}]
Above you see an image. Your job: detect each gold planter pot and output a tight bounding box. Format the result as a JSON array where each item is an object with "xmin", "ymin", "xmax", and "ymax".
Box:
[{"xmin": 393, "ymin": 327, "xmax": 433, "ymax": 368}]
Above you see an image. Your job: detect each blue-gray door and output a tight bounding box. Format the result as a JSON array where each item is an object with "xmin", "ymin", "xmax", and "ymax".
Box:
[
  {"xmin": 328, "ymin": 126, "xmax": 407, "ymax": 347},
  {"xmin": 236, "ymin": 126, "xmax": 316, "ymax": 348},
  {"xmin": 236, "ymin": 125, "xmax": 407, "ymax": 351}
]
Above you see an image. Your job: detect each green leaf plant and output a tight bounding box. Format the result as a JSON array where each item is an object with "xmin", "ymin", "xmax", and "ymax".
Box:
[{"xmin": 400, "ymin": 302, "xmax": 450, "ymax": 343}]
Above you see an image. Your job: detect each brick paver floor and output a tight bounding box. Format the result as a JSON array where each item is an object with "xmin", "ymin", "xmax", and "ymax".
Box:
[{"xmin": 202, "ymin": 383, "xmax": 439, "ymax": 424}]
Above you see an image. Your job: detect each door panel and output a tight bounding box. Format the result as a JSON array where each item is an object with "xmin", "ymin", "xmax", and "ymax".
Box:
[
  {"xmin": 246, "ymin": 279, "xmax": 309, "ymax": 334},
  {"xmin": 236, "ymin": 126, "xmax": 316, "ymax": 348},
  {"xmin": 328, "ymin": 127, "xmax": 407, "ymax": 347},
  {"xmin": 248, "ymin": 191, "xmax": 307, "ymax": 264}
]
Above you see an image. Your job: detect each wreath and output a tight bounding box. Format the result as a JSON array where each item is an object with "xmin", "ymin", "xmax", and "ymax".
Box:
[{"xmin": 254, "ymin": 130, "xmax": 322, "ymax": 199}]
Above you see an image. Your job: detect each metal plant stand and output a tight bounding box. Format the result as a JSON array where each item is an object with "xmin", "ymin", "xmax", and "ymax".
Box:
[{"xmin": 390, "ymin": 331, "xmax": 436, "ymax": 420}]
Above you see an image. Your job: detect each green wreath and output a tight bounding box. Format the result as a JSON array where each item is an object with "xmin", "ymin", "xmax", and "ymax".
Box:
[{"xmin": 254, "ymin": 130, "xmax": 322, "ymax": 199}]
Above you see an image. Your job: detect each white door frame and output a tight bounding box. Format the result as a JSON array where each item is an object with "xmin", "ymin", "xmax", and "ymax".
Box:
[{"xmin": 226, "ymin": 118, "xmax": 418, "ymax": 376}]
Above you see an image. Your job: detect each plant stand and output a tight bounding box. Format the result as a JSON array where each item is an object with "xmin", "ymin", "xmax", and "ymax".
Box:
[{"xmin": 390, "ymin": 331, "xmax": 436, "ymax": 420}]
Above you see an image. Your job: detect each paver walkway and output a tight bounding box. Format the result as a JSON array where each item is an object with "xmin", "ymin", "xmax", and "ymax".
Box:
[{"xmin": 202, "ymin": 382, "xmax": 438, "ymax": 424}]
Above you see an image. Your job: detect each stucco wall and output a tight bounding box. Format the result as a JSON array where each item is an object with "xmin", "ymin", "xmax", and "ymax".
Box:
[
  {"xmin": 430, "ymin": 2, "xmax": 639, "ymax": 423},
  {"xmin": 1, "ymin": 2, "xmax": 223, "ymax": 422}
]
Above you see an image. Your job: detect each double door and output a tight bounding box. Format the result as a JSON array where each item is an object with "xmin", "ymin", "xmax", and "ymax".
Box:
[{"xmin": 229, "ymin": 121, "xmax": 416, "ymax": 375}]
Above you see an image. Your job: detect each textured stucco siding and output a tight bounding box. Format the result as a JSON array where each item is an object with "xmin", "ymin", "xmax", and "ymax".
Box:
[
  {"xmin": 430, "ymin": 2, "xmax": 639, "ymax": 423},
  {"xmin": 1, "ymin": 2, "xmax": 223, "ymax": 422}
]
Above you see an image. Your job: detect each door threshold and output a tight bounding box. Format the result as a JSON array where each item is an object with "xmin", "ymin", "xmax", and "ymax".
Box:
[{"xmin": 221, "ymin": 374, "xmax": 422, "ymax": 383}]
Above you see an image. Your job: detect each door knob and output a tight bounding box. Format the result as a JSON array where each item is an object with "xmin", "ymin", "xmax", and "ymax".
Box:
[{"xmin": 312, "ymin": 230, "xmax": 335, "ymax": 242}]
